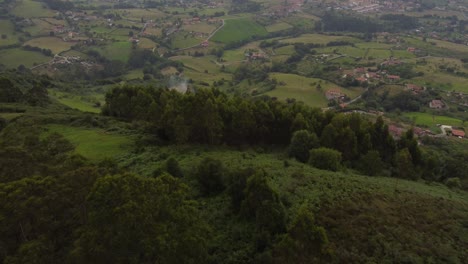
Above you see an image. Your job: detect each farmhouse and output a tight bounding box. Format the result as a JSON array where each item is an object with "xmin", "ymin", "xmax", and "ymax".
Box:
[
  {"xmin": 406, "ymin": 84, "xmax": 424, "ymax": 94},
  {"xmin": 325, "ymin": 89, "xmax": 346, "ymax": 100},
  {"xmin": 429, "ymin": 99, "xmax": 445, "ymax": 109},
  {"xmin": 388, "ymin": 124, "xmax": 403, "ymax": 138},
  {"xmin": 386, "ymin": 75, "xmax": 400, "ymax": 81},
  {"xmin": 451, "ymin": 129, "xmax": 465, "ymax": 138},
  {"xmin": 201, "ymin": 41, "xmax": 209, "ymax": 47}
]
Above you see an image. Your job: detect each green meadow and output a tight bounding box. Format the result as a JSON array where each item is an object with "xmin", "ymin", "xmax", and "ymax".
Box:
[
  {"xmin": 12, "ymin": 0, "xmax": 55, "ymax": 18},
  {"xmin": 49, "ymin": 90, "xmax": 103, "ymax": 113},
  {"xmin": 93, "ymin": 41, "xmax": 132, "ymax": 62},
  {"xmin": 24, "ymin": 37, "xmax": 74, "ymax": 54},
  {"xmin": 403, "ymin": 112, "xmax": 465, "ymax": 129},
  {"xmin": 45, "ymin": 124, "xmax": 134, "ymax": 161},
  {"xmin": 0, "ymin": 48, "xmax": 50, "ymax": 68},
  {"xmin": 211, "ymin": 19, "xmax": 267, "ymax": 43}
]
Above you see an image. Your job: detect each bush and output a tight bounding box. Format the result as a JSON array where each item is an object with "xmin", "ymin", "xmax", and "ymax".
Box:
[
  {"xmin": 165, "ymin": 157, "xmax": 183, "ymax": 178},
  {"xmin": 288, "ymin": 130, "xmax": 319, "ymax": 163},
  {"xmin": 308, "ymin": 147, "xmax": 342, "ymax": 171},
  {"xmin": 445, "ymin": 177, "xmax": 461, "ymax": 189},
  {"xmin": 195, "ymin": 157, "xmax": 225, "ymax": 195}
]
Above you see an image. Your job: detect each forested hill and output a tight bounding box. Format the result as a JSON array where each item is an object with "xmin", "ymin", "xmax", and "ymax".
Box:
[{"xmin": 0, "ymin": 77, "xmax": 467, "ymax": 263}]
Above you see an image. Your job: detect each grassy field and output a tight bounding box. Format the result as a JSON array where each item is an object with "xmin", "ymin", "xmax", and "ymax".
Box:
[
  {"xmin": 411, "ymin": 72, "xmax": 468, "ymax": 93},
  {"xmin": 0, "ymin": 112, "xmax": 23, "ymax": 121},
  {"xmin": 171, "ymin": 32, "xmax": 201, "ymax": 49},
  {"xmin": 0, "ymin": 48, "xmax": 50, "ymax": 68},
  {"xmin": 403, "ymin": 112, "xmax": 465, "ymax": 129},
  {"xmin": 94, "ymin": 41, "xmax": 132, "ymax": 62},
  {"xmin": 138, "ymin": 38, "xmax": 157, "ymax": 49},
  {"xmin": 45, "ymin": 124, "xmax": 134, "ymax": 161},
  {"xmin": 265, "ymin": 22, "xmax": 293, "ymax": 32},
  {"xmin": 274, "ymin": 45, "xmax": 295, "ymax": 56},
  {"xmin": 0, "ymin": 20, "xmax": 21, "ymax": 47},
  {"xmin": 117, "ymin": 8, "xmax": 166, "ymax": 21},
  {"xmin": 24, "ymin": 37, "xmax": 74, "ymax": 54},
  {"xmin": 315, "ymin": 46, "xmax": 366, "ymax": 57},
  {"xmin": 280, "ymin": 34, "xmax": 361, "ymax": 45},
  {"xmin": 48, "ymin": 90, "xmax": 102, "ymax": 113},
  {"xmin": 265, "ymin": 73, "xmax": 338, "ymax": 107},
  {"xmin": 12, "ymin": 0, "xmax": 55, "ymax": 18},
  {"xmin": 211, "ymin": 19, "xmax": 267, "ymax": 43},
  {"xmin": 183, "ymin": 23, "xmax": 217, "ymax": 34}
]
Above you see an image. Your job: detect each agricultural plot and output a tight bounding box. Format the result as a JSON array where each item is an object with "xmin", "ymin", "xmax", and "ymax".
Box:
[
  {"xmin": 123, "ymin": 69, "xmax": 145, "ymax": 80},
  {"xmin": 315, "ymin": 46, "xmax": 366, "ymax": 58},
  {"xmin": 23, "ymin": 19, "xmax": 54, "ymax": 36},
  {"xmin": 138, "ymin": 38, "xmax": 157, "ymax": 49},
  {"xmin": 45, "ymin": 124, "xmax": 134, "ymax": 161},
  {"xmin": 171, "ymin": 32, "xmax": 201, "ymax": 49},
  {"xmin": 392, "ymin": 50, "xmax": 416, "ymax": 59},
  {"xmin": 93, "ymin": 41, "xmax": 132, "ymax": 62},
  {"xmin": 0, "ymin": 48, "xmax": 50, "ymax": 68},
  {"xmin": 12, "ymin": 0, "xmax": 55, "ymax": 18},
  {"xmin": 222, "ymin": 50, "xmax": 246, "ymax": 62},
  {"xmin": 49, "ymin": 90, "xmax": 102, "ymax": 113},
  {"xmin": 265, "ymin": 22, "xmax": 293, "ymax": 32},
  {"xmin": 366, "ymin": 49, "xmax": 392, "ymax": 59},
  {"xmin": 117, "ymin": 8, "xmax": 166, "ymax": 21},
  {"xmin": 183, "ymin": 23, "xmax": 217, "ymax": 34},
  {"xmin": 211, "ymin": 19, "xmax": 267, "ymax": 43},
  {"xmin": 375, "ymin": 85, "xmax": 405, "ymax": 96},
  {"xmin": 171, "ymin": 55, "xmax": 222, "ymax": 74},
  {"xmin": 411, "ymin": 73, "xmax": 468, "ymax": 93},
  {"xmin": 280, "ymin": 34, "xmax": 361, "ymax": 45},
  {"xmin": 428, "ymin": 38, "xmax": 468, "ymax": 54},
  {"xmin": 355, "ymin": 42, "xmax": 394, "ymax": 49},
  {"xmin": 24, "ymin": 37, "xmax": 74, "ymax": 54},
  {"xmin": 274, "ymin": 45, "xmax": 295, "ymax": 56},
  {"xmin": 0, "ymin": 20, "xmax": 20, "ymax": 46},
  {"xmin": 403, "ymin": 112, "xmax": 465, "ymax": 130},
  {"xmin": 265, "ymin": 73, "xmax": 340, "ymax": 107}
]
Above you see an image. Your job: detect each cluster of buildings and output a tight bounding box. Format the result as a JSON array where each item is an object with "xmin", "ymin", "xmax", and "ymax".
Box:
[
  {"xmin": 342, "ymin": 64, "xmax": 403, "ymax": 84},
  {"xmin": 263, "ymin": 0, "xmax": 304, "ymax": 17}
]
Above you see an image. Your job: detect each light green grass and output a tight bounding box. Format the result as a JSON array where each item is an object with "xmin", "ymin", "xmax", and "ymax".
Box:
[
  {"xmin": 0, "ymin": 48, "xmax": 50, "ymax": 68},
  {"xmin": 222, "ymin": 50, "xmax": 245, "ymax": 62},
  {"xmin": 274, "ymin": 45, "xmax": 295, "ymax": 56},
  {"xmin": 392, "ymin": 50, "xmax": 416, "ymax": 59},
  {"xmin": 403, "ymin": 112, "xmax": 465, "ymax": 129},
  {"xmin": 280, "ymin": 34, "xmax": 361, "ymax": 45},
  {"xmin": 49, "ymin": 90, "xmax": 102, "ymax": 113},
  {"xmin": 266, "ymin": 73, "xmax": 341, "ymax": 107},
  {"xmin": 45, "ymin": 124, "xmax": 134, "ymax": 161},
  {"xmin": 366, "ymin": 49, "xmax": 392, "ymax": 59},
  {"xmin": 171, "ymin": 33, "xmax": 201, "ymax": 49},
  {"xmin": 265, "ymin": 22, "xmax": 293, "ymax": 32},
  {"xmin": 315, "ymin": 46, "xmax": 366, "ymax": 57},
  {"xmin": 94, "ymin": 41, "xmax": 132, "ymax": 62},
  {"xmin": 0, "ymin": 113, "xmax": 23, "ymax": 121},
  {"xmin": 183, "ymin": 23, "xmax": 217, "ymax": 34},
  {"xmin": 24, "ymin": 37, "xmax": 74, "ymax": 54},
  {"xmin": 12, "ymin": 0, "xmax": 55, "ymax": 18},
  {"xmin": 123, "ymin": 69, "xmax": 144, "ymax": 80},
  {"xmin": 0, "ymin": 20, "xmax": 21, "ymax": 47},
  {"xmin": 211, "ymin": 19, "xmax": 267, "ymax": 43}
]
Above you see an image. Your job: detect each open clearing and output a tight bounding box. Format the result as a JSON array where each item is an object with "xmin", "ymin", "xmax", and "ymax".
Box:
[
  {"xmin": 12, "ymin": 0, "xmax": 55, "ymax": 18},
  {"xmin": 211, "ymin": 19, "xmax": 267, "ymax": 43},
  {"xmin": 49, "ymin": 90, "xmax": 102, "ymax": 113},
  {"xmin": 45, "ymin": 124, "xmax": 134, "ymax": 161},
  {"xmin": 280, "ymin": 34, "xmax": 361, "ymax": 45},
  {"xmin": 93, "ymin": 41, "xmax": 132, "ymax": 62},
  {"xmin": 24, "ymin": 37, "xmax": 74, "ymax": 54},
  {"xmin": 266, "ymin": 22, "xmax": 293, "ymax": 32},
  {"xmin": 0, "ymin": 20, "xmax": 21, "ymax": 46},
  {"xmin": 266, "ymin": 73, "xmax": 353, "ymax": 107},
  {"xmin": 0, "ymin": 48, "xmax": 50, "ymax": 68},
  {"xmin": 403, "ymin": 112, "xmax": 465, "ymax": 130}
]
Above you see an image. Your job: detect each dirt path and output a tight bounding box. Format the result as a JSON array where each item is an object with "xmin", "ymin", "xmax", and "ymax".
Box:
[{"xmin": 175, "ymin": 19, "xmax": 225, "ymax": 52}]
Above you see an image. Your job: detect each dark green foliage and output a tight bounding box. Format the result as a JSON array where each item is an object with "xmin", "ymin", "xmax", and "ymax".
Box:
[
  {"xmin": 165, "ymin": 157, "xmax": 183, "ymax": 177},
  {"xmin": 395, "ymin": 148, "xmax": 417, "ymax": 180},
  {"xmin": 227, "ymin": 167, "xmax": 256, "ymax": 212},
  {"xmin": 0, "ymin": 77, "xmax": 23, "ymax": 103},
  {"xmin": 357, "ymin": 150, "xmax": 384, "ymax": 176},
  {"xmin": 272, "ymin": 205, "xmax": 331, "ymax": 263},
  {"xmin": 309, "ymin": 147, "xmax": 342, "ymax": 171},
  {"xmin": 288, "ymin": 129, "xmax": 319, "ymax": 163},
  {"xmin": 195, "ymin": 157, "xmax": 225, "ymax": 196},
  {"xmin": 72, "ymin": 173, "xmax": 209, "ymax": 264}
]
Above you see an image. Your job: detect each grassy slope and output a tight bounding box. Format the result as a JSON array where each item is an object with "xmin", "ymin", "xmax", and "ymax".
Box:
[
  {"xmin": 403, "ymin": 112, "xmax": 465, "ymax": 129},
  {"xmin": 0, "ymin": 48, "xmax": 50, "ymax": 68},
  {"xmin": 24, "ymin": 37, "xmax": 74, "ymax": 54}
]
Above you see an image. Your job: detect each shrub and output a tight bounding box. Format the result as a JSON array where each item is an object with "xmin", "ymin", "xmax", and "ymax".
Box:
[{"xmin": 308, "ymin": 147, "xmax": 342, "ymax": 171}]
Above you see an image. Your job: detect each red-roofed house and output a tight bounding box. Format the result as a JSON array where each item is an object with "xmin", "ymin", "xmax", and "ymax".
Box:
[
  {"xmin": 388, "ymin": 124, "xmax": 403, "ymax": 138},
  {"xmin": 325, "ymin": 89, "xmax": 345, "ymax": 100},
  {"xmin": 429, "ymin": 100, "xmax": 445, "ymax": 109},
  {"xmin": 406, "ymin": 84, "xmax": 424, "ymax": 94},
  {"xmin": 451, "ymin": 129, "xmax": 465, "ymax": 138},
  {"xmin": 387, "ymin": 75, "xmax": 400, "ymax": 81}
]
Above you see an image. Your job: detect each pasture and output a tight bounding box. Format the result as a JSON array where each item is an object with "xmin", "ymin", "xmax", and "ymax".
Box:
[
  {"xmin": 265, "ymin": 22, "xmax": 293, "ymax": 32},
  {"xmin": 171, "ymin": 32, "xmax": 201, "ymax": 49},
  {"xmin": 211, "ymin": 19, "xmax": 267, "ymax": 43},
  {"xmin": 403, "ymin": 112, "xmax": 465, "ymax": 130},
  {"xmin": 280, "ymin": 34, "xmax": 361, "ymax": 45},
  {"xmin": 93, "ymin": 41, "xmax": 132, "ymax": 62},
  {"xmin": 24, "ymin": 37, "xmax": 74, "ymax": 54},
  {"xmin": 12, "ymin": 0, "xmax": 55, "ymax": 18},
  {"xmin": 45, "ymin": 124, "xmax": 134, "ymax": 161},
  {"xmin": 183, "ymin": 23, "xmax": 217, "ymax": 34},
  {"xmin": 265, "ymin": 73, "xmax": 341, "ymax": 107},
  {"xmin": 49, "ymin": 90, "xmax": 102, "ymax": 113},
  {"xmin": 0, "ymin": 48, "xmax": 50, "ymax": 68},
  {"xmin": 0, "ymin": 20, "xmax": 20, "ymax": 46}
]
